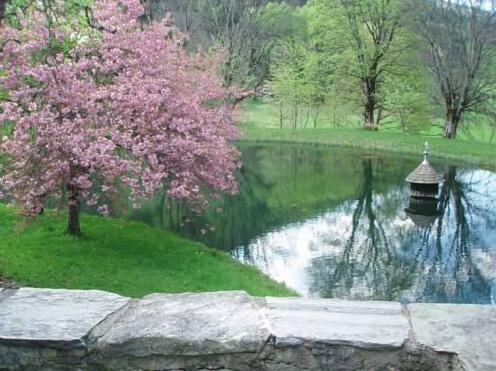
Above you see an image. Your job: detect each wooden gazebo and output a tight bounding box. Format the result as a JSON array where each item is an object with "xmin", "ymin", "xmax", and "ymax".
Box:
[{"xmin": 405, "ymin": 142, "xmax": 442, "ymax": 199}]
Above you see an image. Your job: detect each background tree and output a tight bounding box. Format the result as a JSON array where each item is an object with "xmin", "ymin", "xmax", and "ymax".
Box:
[
  {"xmin": 142, "ymin": 0, "xmax": 303, "ymax": 89},
  {"xmin": 0, "ymin": 0, "xmax": 239, "ymax": 235},
  {"xmin": 382, "ymin": 43, "xmax": 433, "ymax": 140},
  {"xmin": 408, "ymin": 0, "xmax": 496, "ymax": 139},
  {"xmin": 315, "ymin": 0, "xmax": 402, "ymax": 130},
  {"xmin": 269, "ymin": 38, "xmax": 315, "ymax": 129},
  {"xmin": 384, "ymin": 78, "xmax": 430, "ymax": 142}
]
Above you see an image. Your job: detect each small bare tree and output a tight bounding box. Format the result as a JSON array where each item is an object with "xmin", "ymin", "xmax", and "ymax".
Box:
[
  {"xmin": 143, "ymin": 0, "xmax": 299, "ymax": 88},
  {"xmin": 205, "ymin": 0, "xmax": 301, "ymax": 88},
  {"xmin": 410, "ymin": 0, "xmax": 496, "ymax": 139}
]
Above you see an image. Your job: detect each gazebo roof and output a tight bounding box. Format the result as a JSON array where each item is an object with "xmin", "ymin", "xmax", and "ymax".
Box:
[
  {"xmin": 405, "ymin": 143, "xmax": 442, "ymax": 185},
  {"xmin": 405, "ymin": 161, "xmax": 442, "ymax": 184}
]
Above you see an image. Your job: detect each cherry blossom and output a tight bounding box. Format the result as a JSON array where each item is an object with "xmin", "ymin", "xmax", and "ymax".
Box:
[{"xmin": 0, "ymin": 0, "xmax": 239, "ymax": 234}]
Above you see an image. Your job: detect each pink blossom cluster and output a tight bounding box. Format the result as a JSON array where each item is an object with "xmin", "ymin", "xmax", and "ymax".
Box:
[{"xmin": 0, "ymin": 0, "xmax": 239, "ymax": 215}]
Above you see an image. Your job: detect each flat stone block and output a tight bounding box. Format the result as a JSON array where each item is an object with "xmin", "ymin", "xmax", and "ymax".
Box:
[
  {"xmin": 265, "ymin": 297, "xmax": 410, "ymax": 349},
  {"xmin": 408, "ymin": 303, "xmax": 496, "ymax": 371},
  {"xmin": 0, "ymin": 288, "xmax": 129, "ymax": 348},
  {"xmin": 91, "ymin": 291, "xmax": 269, "ymax": 357}
]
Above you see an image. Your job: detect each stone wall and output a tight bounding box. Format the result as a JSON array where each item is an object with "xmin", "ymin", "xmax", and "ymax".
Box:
[{"xmin": 0, "ymin": 288, "xmax": 495, "ymax": 370}]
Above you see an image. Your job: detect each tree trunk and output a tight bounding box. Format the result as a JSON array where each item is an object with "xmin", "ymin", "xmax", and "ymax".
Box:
[
  {"xmin": 364, "ymin": 100, "xmax": 376, "ymax": 130},
  {"xmin": 67, "ymin": 184, "xmax": 81, "ymax": 235},
  {"xmin": 312, "ymin": 106, "xmax": 320, "ymax": 129},
  {"xmin": 363, "ymin": 79, "xmax": 377, "ymax": 130},
  {"xmin": 293, "ymin": 99, "xmax": 298, "ymax": 129},
  {"xmin": 444, "ymin": 109, "xmax": 459, "ymax": 139},
  {"xmin": 376, "ymin": 105, "xmax": 383, "ymax": 127},
  {"xmin": 303, "ymin": 108, "xmax": 310, "ymax": 128}
]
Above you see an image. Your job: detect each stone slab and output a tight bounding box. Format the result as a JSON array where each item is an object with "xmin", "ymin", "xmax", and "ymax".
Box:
[
  {"xmin": 265, "ymin": 297, "xmax": 410, "ymax": 349},
  {"xmin": 91, "ymin": 291, "xmax": 269, "ymax": 357},
  {"xmin": 408, "ymin": 303, "xmax": 496, "ymax": 371},
  {"xmin": 1, "ymin": 288, "xmax": 495, "ymax": 370},
  {"xmin": 0, "ymin": 288, "xmax": 129, "ymax": 348}
]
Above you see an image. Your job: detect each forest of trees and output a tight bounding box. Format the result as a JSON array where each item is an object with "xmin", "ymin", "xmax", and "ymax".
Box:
[
  {"xmin": 1, "ymin": 0, "xmax": 495, "ymax": 139},
  {"xmin": 140, "ymin": 0, "xmax": 496, "ymax": 140}
]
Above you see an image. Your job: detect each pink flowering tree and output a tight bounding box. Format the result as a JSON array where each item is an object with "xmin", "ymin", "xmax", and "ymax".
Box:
[{"xmin": 0, "ymin": 0, "xmax": 239, "ymax": 235}]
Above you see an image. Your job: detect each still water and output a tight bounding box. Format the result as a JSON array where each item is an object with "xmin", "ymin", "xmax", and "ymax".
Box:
[{"xmin": 125, "ymin": 143, "xmax": 496, "ymax": 304}]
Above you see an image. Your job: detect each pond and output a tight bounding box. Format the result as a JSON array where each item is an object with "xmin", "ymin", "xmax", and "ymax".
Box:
[{"xmin": 123, "ymin": 143, "xmax": 496, "ymax": 304}]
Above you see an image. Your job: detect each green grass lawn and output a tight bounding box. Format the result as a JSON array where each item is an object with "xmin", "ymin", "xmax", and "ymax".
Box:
[
  {"xmin": 239, "ymin": 100, "xmax": 496, "ymax": 169},
  {"xmin": 0, "ymin": 204, "xmax": 294, "ymax": 298}
]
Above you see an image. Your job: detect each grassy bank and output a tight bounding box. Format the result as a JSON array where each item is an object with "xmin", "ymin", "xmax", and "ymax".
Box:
[
  {"xmin": 239, "ymin": 101, "xmax": 496, "ymax": 169},
  {"xmin": 240, "ymin": 126, "xmax": 496, "ymax": 168},
  {"xmin": 0, "ymin": 205, "xmax": 294, "ymax": 298}
]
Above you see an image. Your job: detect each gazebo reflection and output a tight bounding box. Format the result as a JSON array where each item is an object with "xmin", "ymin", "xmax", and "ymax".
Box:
[{"xmin": 405, "ymin": 197, "xmax": 439, "ymax": 227}]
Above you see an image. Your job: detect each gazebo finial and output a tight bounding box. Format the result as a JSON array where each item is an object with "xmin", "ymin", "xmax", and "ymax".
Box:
[{"xmin": 423, "ymin": 142, "xmax": 429, "ymax": 163}]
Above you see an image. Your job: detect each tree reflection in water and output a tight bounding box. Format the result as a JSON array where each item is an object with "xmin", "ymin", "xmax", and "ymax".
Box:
[
  {"xmin": 120, "ymin": 145, "xmax": 496, "ymax": 304},
  {"xmin": 309, "ymin": 162, "xmax": 496, "ymax": 303},
  {"xmin": 309, "ymin": 159, "xmax": 408, "ymax": 302}
]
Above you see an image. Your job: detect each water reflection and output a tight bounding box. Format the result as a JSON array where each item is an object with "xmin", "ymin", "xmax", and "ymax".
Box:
[
  {"xmin": 123, "ymin": 144, "xmax": 496, "ymax": 304},
  {"xmin": 405, "ymin": 198, "xmax": 439, "ymax": 227}
]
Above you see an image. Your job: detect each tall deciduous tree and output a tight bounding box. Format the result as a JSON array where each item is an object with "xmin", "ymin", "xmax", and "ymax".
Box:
[
  {"xmin": 0, "ymin": 0, "xmax": 239, "ymax": 235},
  {"xmin": 408, "ymin": 0, "xmax": 496, "ymax": 139},
  {"xmin": 315, "ymin": 0, "xmax": 401, "ymax": 129}
]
